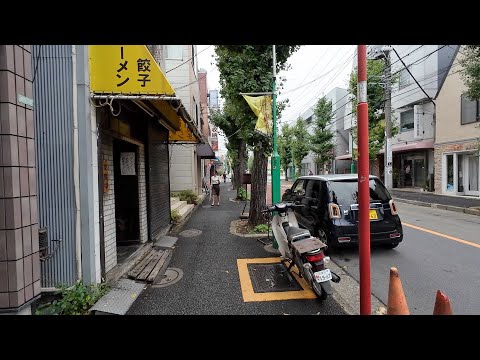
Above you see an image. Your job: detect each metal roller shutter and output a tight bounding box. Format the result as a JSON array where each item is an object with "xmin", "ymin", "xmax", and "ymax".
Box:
[{"xmin": 147, "ymin": 121, "xmax": 170, "ymax": 239}]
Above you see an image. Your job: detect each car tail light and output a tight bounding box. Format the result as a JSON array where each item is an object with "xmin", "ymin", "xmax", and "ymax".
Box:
[
  {"xmin": 338, "ymin": 237, "xmax": 351, "ymax": 243},
  {"xmin": 389, "ymin": 199, "xmax": 398, "ymax": 215},
  {"xmin": 305, "ymin": 253, "xmax": 324, "ymax": 262},
  {"xmin": 329, "ymin": 203, "xmax": 341, "ymax": 219},
  {"xmin": 390, "ymin": 232, "xmax": 401, "ymax": 238}
]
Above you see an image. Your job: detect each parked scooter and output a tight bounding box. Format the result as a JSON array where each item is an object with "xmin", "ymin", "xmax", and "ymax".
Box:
[{"xmin": 263, "ymin": 202, "xmax": 340, "ymax": 300}]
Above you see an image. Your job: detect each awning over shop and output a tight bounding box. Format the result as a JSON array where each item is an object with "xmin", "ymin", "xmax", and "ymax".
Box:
[
  {"xmin": 378, "ymin": 139, "xmax": 434, "ymax": 154},
  {"xmin": 335, "ymin": 154, "xmax": 352, "ymax": 160},
  {"xmin": 196, "ymin": 143, "xmax": 216, "ymax": 159},
  {"xmin": 89, "ymin": 45, "xmax": 202, "ymax": 143}
]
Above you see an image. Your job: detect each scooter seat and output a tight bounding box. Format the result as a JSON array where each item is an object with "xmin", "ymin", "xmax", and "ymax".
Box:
[{"xmin": 287, "ymin": 227, "xmax": 311, "ymax": 242}]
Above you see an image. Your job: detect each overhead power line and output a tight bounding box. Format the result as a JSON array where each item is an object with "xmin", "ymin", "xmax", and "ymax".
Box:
[{"xmin": 166, "ymin": 45, "xmax": 212, "ymax": 74}]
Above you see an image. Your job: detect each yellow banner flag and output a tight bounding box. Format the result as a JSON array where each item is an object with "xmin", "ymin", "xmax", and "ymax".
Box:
[{"xmin": 242, "ymin": 95, "xmax": 272, "ymax": 136}]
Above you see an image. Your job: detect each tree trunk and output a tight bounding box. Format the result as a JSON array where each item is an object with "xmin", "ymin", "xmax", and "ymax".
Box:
[
  {"xmin": 233, "ymin": 139, "xmax": 246, "ymax": 192},
  {"xmin": 283, "ymin": 166, "xmax": 288, "ymax": 181},
  {"xmin": 248, "ymin": 150, "xmax": 268, "ymax": 227}
]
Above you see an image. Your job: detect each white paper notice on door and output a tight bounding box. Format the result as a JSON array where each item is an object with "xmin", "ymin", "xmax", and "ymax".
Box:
[{"xmin": 120, "ymin": 152, "xmax": 136, "ymax": 175}]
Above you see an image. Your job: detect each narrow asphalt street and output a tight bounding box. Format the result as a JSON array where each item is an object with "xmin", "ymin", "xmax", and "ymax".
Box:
[
  {"xmin": 330, "ymin": 202, "xmax": 480, "ymax": 314},
  {"xmin": 127, "ymin": 182, "xmax": 348, "ymax": 315}
]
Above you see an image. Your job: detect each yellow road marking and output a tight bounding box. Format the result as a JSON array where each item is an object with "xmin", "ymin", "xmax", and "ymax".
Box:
[
  {"xmin": 403, "ymin": 222, "xmax": 480, "ymax": 249},
  {"xmin": 237, "ymin": 257, "xmax": 317, "ymax": 302}
]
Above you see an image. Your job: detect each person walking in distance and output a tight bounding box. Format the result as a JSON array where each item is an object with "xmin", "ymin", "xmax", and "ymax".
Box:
[
  {"xmin": 211, "ymin": 170, "xmax": 221, "ymax": 206},
  {"xmin": 223, "ymin": 173, "xmax": 227, "ymax": 183}
]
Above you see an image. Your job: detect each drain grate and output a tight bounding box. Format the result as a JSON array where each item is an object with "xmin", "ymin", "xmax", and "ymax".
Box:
[
  {"xmin": 152, "ymin": 268, "xmax": 183, "ymax": 288},
  {"xmin": 179, "ymin": 229, "xmax": 202, "ymax": 237},
  {"xmin": 247, "ymin": 263, "xmax": 303, "ymax": 293}
]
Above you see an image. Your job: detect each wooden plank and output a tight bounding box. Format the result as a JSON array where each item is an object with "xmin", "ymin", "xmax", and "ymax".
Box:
[
  {"xmin": 137, "ymin": 250, "xmax": 164, "ymax": 281},
  {"xmin": 127, "ymin": 250, "xmax": 156, "ymax": 279},
  {"xmin": 147, "ymin": 250, "xmax": 171, "ymax": 283}
]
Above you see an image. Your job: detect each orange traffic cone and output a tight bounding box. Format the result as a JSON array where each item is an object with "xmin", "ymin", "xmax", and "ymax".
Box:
[
  {"xmin": 433, "ymin": 290, "xmax": 453, "ymax": 315},
  {"xmin": 387, "ymin": 267, "xmax": 410, "ymax": 315}
]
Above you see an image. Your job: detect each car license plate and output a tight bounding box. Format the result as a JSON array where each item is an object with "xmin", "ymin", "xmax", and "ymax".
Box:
[
  {"xmin": 314, "ymin": 269, "xmax": 332, "ymax": 282},
  {"xmin": 369, "ymin": 209, "xmax": 378, "ymax": 220}
]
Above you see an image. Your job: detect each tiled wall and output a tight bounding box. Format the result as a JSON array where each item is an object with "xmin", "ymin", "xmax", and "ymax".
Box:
[
  {"xmin": 434, "ymin": 140, "xmax": 478, "ymax": 194},
  {"xmin": 101, "ymin": 136, "xmax": 117, "ymax": 273},
  {"xmin": 0, "ymin": 45, "xmax": 41, "ymax": 310}
]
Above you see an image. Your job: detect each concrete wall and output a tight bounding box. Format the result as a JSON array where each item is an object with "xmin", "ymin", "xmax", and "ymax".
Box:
[
  {"xmin": 166, "ymin": 45, "xmax": 202, "ymax": 194},
  {"xmin": 436, "ymin": 51, "xmax": 480, "ymax": 144},
  {"xmin": 391, "ymin": 45, "xmax": 440, "ymax": 109}
]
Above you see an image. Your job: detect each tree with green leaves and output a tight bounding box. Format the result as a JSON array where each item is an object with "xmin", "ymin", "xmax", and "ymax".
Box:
[
  {"xmin": 278, "ymin": 123, "xmax": 294, "ymax": 181},
  {"xmin": 311, "ymin": 97, "xmax": 335, "ymax": 173},
  {"xmin": 291, "ymin": 118, "xmax": 310, "ymax": 177},
  {"xmin": 459, "ymin": 45, "xmax": 480, "ymax": 157},
  {"xmin": 459, "ymin": 45, "xmax": 480, "ymax": 100},
  {"xmin": 348, "ymin": 59, "xmax": 399, "ymax": 160},
  {"xmin": 210, "ymin": 105, "xmax": 247, "ymax": 191},
  {"xmin": 214, "ymin": 45, "xmax": 300, "ymax": 226}
]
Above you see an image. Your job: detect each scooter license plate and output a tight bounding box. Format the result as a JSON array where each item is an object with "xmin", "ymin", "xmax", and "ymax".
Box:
[{"xmin": 314, "ymin": 269, "xmax": 332, "ymax": 282}]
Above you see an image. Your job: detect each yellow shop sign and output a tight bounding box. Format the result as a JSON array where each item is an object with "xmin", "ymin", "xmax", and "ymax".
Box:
[{"xmin": 89, "ymin": 45, "xmax": 175, "ymax": 95}]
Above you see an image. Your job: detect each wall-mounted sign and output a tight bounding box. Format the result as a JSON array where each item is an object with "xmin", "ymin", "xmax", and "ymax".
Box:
[
  {"xmin": 17, "ymin": 94, "xmax": 34, "ymax": 107},
  {"xmin": 120, "ymin": 152, "xmax": 136, "ymax": 175},
  {"xmin": 103, "ymin": 160, "xmax": 109, "ymax": 193},
  {"xmin": 89, "ymin": 45, "xmax": 175, "ymax": 95}
]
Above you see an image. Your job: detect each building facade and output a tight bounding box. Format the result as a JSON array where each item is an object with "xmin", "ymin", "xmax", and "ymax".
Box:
[
  {"xmin": 434, "ymin": 48, "xmax": 480, "ymax": 197},
  {"xmin": 197, "ymin": 68, "xmax": 216, "ymax": 181},
  {"xmin": 386, "ymin": 45, "xmax": 458, "ymax": 189},
  {"xmin": 165, "ymin": 45, "xmax": 203, "ymax": 194},
  {"xmin": 343, "ymin": 45, "xmax": 458, "ymax": 187},
  {"xmin": 3, "ymin": 45, "xmax": 202, "ymax": 304}
]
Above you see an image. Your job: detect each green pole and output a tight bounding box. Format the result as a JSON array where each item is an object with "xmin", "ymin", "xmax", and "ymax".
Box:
[{"xmin": 271, "ymin": 45, "xmax": 280, "ymax": 249}]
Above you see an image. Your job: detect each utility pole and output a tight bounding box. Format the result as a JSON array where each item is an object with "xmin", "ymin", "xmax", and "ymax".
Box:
[
  {"xmin": 271, "ymin": 45, "xmax": 280, "ymax": 249},
  {"xmin": 357, "ymin": 45, "xmax": 371, "ymax": 315},
  {"xmin": 383, "ymin": 47, "xmax": 393, "ymax": 190},
  {"xmin": 271, "ymin": 45, "xmax": 280, "ymax": 204}
]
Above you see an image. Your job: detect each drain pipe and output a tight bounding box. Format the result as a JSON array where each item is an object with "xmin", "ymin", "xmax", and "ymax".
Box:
[{"xmin": 72, "ymin": 45, "xmax": 82, "ymax": 280}]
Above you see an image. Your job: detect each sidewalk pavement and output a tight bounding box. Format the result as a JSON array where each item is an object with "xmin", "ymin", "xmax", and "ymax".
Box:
[
  {"xmin": 391, "ymin": 189, "xmax": 480, "ymax": 216},
  {"xmin": 127, "ymin": 182, "xmax": 349, "ymax": 315}
]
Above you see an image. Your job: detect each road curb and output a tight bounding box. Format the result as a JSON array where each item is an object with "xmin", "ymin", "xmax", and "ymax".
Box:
[
  {"xmin": 229, "ymin": 219, "xmax": 269, "ymax": 238},
  {"xmin": 394, "ymin": 197, "xmax": 480, "ymax": 217},
  {"xmin": 328, "ymin": 259, "xmax": 387, "ymax": 315}
]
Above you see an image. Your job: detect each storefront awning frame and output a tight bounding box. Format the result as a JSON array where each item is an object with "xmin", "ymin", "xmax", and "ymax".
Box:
[{"xmin": 91, "ymin": 94, "xmax": 204, "ymax": 144}]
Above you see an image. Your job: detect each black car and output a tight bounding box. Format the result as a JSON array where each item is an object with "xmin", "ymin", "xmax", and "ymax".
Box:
[{"xmin": 282, "ymin": 174, "xmax": 403, "ymax": 250}]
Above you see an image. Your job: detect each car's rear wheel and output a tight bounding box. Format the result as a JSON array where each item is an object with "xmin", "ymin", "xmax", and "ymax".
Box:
[{"xmin": 317, "ymin": 228, "xmax": 334, "ymax": 251}]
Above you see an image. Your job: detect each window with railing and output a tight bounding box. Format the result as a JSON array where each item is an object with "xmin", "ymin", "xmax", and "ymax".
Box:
[{"xmin": 400, "ymin": 109, "xmax": 414, "ymax": 132}]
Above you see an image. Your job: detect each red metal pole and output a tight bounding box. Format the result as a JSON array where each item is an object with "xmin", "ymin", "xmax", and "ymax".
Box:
[{"xmin": 357, "ymin": 45, "xmax": 371, "ymax": 315}]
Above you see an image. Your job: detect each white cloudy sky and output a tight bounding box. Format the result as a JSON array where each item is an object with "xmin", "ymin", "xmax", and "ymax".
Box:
[{"xmin": 196, "ymin": 45, "xmax": 357, "ymax": 152}]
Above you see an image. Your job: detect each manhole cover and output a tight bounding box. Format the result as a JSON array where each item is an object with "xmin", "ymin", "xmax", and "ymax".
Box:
[
  {"xmin": 179, "ymin": 229, "xmax": 202, "ymax": 237},
  {"xmin": 247, "ymin": 263, "xmax": 303, "ymax": 293},
  {"xmin": 152, "ymin": 268, "xmax": 183, "ymax": 288}
]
